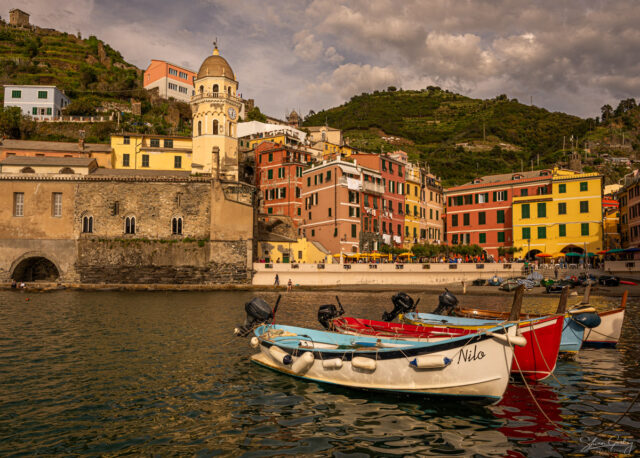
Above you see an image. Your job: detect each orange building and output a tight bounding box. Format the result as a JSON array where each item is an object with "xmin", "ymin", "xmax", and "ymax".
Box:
[
  {"xmin": 0, "ymin": 139, "xmax": 112, "ymax": 168},
  {"xmin": 143, "ymin": 60, "xmax": 196, "ymax": 103}
]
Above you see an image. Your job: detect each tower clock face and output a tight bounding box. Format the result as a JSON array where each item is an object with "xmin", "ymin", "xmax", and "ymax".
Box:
[{"xmin": 227, "ymin": 107, "xmax": 237, "ymax": 120}]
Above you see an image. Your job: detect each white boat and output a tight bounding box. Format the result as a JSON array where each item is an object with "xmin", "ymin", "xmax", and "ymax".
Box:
[
  {"xmin": 249, "ymin": 323, "xmax": 519, "ymax": 405},
  {"xmin": 582, "ymin": 292, "xmax": 627, "ymax": 347}
]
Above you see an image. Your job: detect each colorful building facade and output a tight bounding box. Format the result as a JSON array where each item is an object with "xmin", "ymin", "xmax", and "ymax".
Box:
[
  {"xmin": 511, "ymin": 170, "xmax": 604, "ymax": 257},
  {"xmin": 111, "ymin": 134, "xmax": 192, "ymax": 171},
  {"xmin": 143, "ymin": 60, "xmax": 196, "ymax": 103},
  {"xmin": 255, "ymin": 142, "xmax": 312, "ymax": 228},
  {"xmin": 445, "ymin": 170, "xmax": 551, "ymax": 258}
]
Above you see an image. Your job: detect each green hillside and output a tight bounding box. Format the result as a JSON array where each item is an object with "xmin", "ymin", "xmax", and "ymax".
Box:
[
  {"xmin": 0, "ymin": 22, "xmax": 141, "ymax": 104},
  {"xmin": 0, "ymin": 20, "xmax": 192, "ymax": 142},
  {"xmin": 304, "ymin": 88, "xmax": 595, "ymax": 186}
]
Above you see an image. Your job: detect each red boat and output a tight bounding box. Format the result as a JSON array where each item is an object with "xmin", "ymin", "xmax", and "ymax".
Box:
[
  {"xmin": 330, "ymin": 314, "xmax": 564, "ymax": 381},
  {"xmin": 319, "ymin": 286, "xmax": 565, "ymax": 381}
]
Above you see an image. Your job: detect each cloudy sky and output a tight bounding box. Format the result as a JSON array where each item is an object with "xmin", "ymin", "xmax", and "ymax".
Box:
[{"xmin": 3, "ymin": 0, "xmax": 639, "ymax": 119}]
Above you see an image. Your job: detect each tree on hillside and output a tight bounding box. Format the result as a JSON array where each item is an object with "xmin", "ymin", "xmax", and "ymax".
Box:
[
  {"xmin": 601, "ymin": 104, "xmax": 613, "ymax": 123},
  {"xmin": 0, "ymin": 107, "xmax": 36, "ymax": 139},
  {"xmin": 63, "ymin": 98, "xmax": 98, "ymax": 116},
  {"xmin": 246, "ymin": 107, "xmax": 267, "ymax": 122},
  {"xmin": 614, "ymin": 98, "xmax": 637, "ymax": 117}
]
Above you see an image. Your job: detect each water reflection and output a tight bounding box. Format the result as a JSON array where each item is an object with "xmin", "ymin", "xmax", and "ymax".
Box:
[{"xmin": 0, "ymin": 289, "xmax": 637, "ymax": 456}]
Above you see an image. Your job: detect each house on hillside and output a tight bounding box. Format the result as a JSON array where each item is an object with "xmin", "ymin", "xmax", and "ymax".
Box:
[
  {"xmin": 9, "ymin": 8, "xmax": 29, "ymax": 27},
  {"xmin": 3, "ymin": 85, "xmax": 70, "ymax": 120}
]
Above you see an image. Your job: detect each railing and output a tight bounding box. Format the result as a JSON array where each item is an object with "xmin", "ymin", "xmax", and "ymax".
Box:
[
  {"xmin": 191, "ymin": 92, "xmax": 242, "ymax": 103},
  {"xmin": 363, "ymin": 181, "xmax": 385, "ymax": 194}
]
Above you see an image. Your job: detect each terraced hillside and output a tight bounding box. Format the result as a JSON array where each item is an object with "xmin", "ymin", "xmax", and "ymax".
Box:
[{"xmin": 0, "ymin": 21, "xmax": 141, "ymax": 105}]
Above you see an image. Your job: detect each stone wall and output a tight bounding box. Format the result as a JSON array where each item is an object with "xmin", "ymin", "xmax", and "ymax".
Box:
[
  {"xmin": 76, "ymin": 239, "xmax": 250, "ymax": 284},
  {"xmin": 75, "ymin": 180, "xmax": 211, "ymax": 239}
]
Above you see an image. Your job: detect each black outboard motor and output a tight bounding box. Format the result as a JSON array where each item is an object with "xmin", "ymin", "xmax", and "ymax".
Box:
[
  {"xmin": 432, "ymin": 290, "xmax": 458, "ymax": 316},
  {"xmin": 234, "ymin": 297, "xmax": 273, "ymax": 337},
  {"xmin": 382, "ymin": 292, "xmax": 416, "ymax": 322},
  {"xmin": 318, "ymin": 296, "xmax": 346, "ymax": 330}
]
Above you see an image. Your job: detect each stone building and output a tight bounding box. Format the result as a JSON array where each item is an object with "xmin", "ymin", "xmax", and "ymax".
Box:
[
  {"xmin": 9, "ymin": 8, "xmax": 29, "ymax": 27},
  {"xmin": 0, "ymin": 47, "xmax": 255, "ymax": 285}
]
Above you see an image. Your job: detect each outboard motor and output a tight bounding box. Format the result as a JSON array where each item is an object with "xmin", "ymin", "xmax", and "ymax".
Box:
[
  {"xmin": 432, "ymin": 289, "xmax": 459, "ymax": 316},
  {"xmin": 234, "ymin": 297, "xmax": 273, "ymax": 337},
  {"xmin": 382, "ymin": 292, "xmax": 416, "ymax": 322},
  {"xmin": 318, "ymin": 296, "xmax": 346, "ymax": 330}
]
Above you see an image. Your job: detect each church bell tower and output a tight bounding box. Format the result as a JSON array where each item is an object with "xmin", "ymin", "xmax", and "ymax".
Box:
[{"xmin": 191, "ymin": 43, "xmax": 242, "ymax": 180}]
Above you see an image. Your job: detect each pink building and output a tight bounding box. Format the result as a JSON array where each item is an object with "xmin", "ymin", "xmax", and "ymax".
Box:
[
  {"xmin": 143, "ymin": 60, "xmax": 196, "ymax": 103},
  {"xmin": 300, "ymin": 158, "xmax": 384, "ymax": 254},
  {"xmin": 351, "ymin": 152, "xmax": 406, "ymax": 247}
]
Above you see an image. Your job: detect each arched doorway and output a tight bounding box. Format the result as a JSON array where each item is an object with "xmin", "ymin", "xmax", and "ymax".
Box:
[
  {"xmin": 525, "ymin": 249, "xmax": 541, "ymax": 260},
  {"xmin": 11, "ymin": 256, "xmax": 60, "ymax": 282}
]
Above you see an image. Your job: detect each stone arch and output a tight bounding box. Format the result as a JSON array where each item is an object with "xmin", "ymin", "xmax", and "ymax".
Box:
[
  {"xmin": 10, "ymin": 252, "xmax": 62, "ymax": 282},
  {"xmin": 524, "ymin": 249, "xmax": 541, "ymax": 260},
  {"xmin": 21, "ymin": 167, "xmax": 35, "ymax": 173},
  {"xmin": 212, "ymin": 84, "xmax": 219, "ymax": 94},
  {"xmin": 59, "ymin": 167, "xmax": 75, "ymax": 174}
]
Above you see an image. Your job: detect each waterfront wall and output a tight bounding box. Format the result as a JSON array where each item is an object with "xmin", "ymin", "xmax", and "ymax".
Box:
[
  {"xmin": 252, "ymin": 262, "xmax": 526, "ymax": 286},
  {"xmin": 76, "ymin": 239, "xmax": 251, "ymax": 284}
]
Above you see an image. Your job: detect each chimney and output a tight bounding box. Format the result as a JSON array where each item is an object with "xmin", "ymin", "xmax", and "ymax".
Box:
[{"xmin": 78, "ymin": 138, "xmax": 85, "ymax": 151}]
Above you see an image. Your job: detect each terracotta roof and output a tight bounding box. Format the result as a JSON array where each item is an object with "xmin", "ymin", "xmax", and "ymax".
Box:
[
  {"xmin": 91, "ymin": 169, "xmax": 192, "ymax": 178},
  {"xmin": 0, "ymin": 156, "xmax": 97, "ymax": 166},
  {"xmin": 0, "ymin": 139, "xmax": 111, "ymax": 153}
]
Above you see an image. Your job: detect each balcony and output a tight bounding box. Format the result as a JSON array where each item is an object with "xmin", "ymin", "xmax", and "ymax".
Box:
[
  {"xmin": 363, "ymin": 181, "xmax": 384, "ymax": 194},
  {"xmin": 190, "ymin": 91, "xmax": 242, "ymax": 104}
]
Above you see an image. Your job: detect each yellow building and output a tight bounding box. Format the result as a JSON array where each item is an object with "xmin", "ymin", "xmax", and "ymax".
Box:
[
  {"xmin": 512, "ymin": 169, "xmax": 603, "ymax": 258},
  {"xmin": 191, "ymin": 44, "xmax": 242, "ymax": 179},
  {"xmin": 111, "ymin": 134, "xmax": 192, "ymax": 171},
  {"xmin": 404, "ymin": 162, "xmax": 422, "ymax": 246},
  {"xmin": 258, "ymin": 237, "xmax": 330, "ymax": 263}
]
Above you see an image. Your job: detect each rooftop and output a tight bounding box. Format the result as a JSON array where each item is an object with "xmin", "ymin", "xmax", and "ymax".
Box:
[
  {"xmin": 92, "ymin": 169, "xmax": 193, "ymax": 178},
  {"xmin": 0, "ymin": 139, "xmax": 110, "ymax": 153},
  {"xmin": 0, "ymin": 156, "xmax": 97, "ymax": 167}
]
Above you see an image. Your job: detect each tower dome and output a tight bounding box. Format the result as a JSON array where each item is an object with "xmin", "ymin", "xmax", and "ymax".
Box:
[{"xmin": 197, "ymin": 45, "xmax": 235, "ymax": 80}]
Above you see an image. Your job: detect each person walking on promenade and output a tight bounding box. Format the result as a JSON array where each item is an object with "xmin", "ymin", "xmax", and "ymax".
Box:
[
  {"xmin": 287, "ymin": 278, "xmax": 293, "ymax": 292},
  {"xmin": 274, "ymin": 274, "xmax": 280, "ymax": 287},
  {"xmin": 554, "ymin": 265, "xmax": 559, "ymax": 280}
]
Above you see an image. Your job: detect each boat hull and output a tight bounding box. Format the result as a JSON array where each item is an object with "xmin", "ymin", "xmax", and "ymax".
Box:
[
  {"xmin": 582, "ymin": 308, "xmax": 625, "ymax": 347},
  {"xmin": 252, "ymin": 325, "xmax": 516, "ymax": 404},
  {"xmin": 400, "ymin": 313, "xmax": 564, "ymax": 381}
]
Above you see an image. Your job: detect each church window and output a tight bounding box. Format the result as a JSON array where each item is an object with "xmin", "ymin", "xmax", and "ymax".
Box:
[
  {"xmin": 227, "ymin": 86, "xmax": 231, "ymax": 96},
  {"xmin": 212, "ymin": 84, "xmax": 219, "ymax": 94},
  {"xmin": 82, "ymin": 215, "xmax": 93, "ymax": 233},
  {"xmin": 125, "ymin": 216, "xmax": 136, "ymax": 234},
  {"xmin": 198, "ymin": 121, "xmax": 202, "ymax": 136},
  {"xmin": 172, "ymin": 217, "xmax": 183, "ymax": 235},
  {"xmin": 213, "ymin": 120, "xmax": 219, "ymax": 135},
  {"xmin": 199, "ymin": 85, "xmax": 204, "ymax": 94}
]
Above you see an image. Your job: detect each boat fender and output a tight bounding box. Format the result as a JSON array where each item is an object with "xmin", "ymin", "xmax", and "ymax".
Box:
[
  {"xmin": 409, "ymin": 355, "xmax": 451, "ymax": 369},
  {"xmin": 269, "ymin": 346, "xmax": 292, "ymax": 365},
  {"xmin": 250, "ymin": 337, "xmax": 259, "ymax": 348},
  {"xmin": 352, "ymin": 356, "xmax": 377, "ymax": 371},
  {"xmin": 291, "ymin": 352, "xmax": 315, "ymax": 374},
  {"xmin": 488, "ymin": 331, "xmax": 527, "ymax": 347},
  {"xmin": 322, "ymin": 358, "xmax": 343, "ymax": 369},
  {"xmin": 569, "ymin": 307, "xmax": 596, "ymax": 314}
]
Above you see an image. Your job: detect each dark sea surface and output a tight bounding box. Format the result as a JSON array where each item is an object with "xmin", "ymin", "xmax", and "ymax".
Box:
[{"xmin": 0, "ymin": 289, "xmax": 638, "ymax": 457}]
